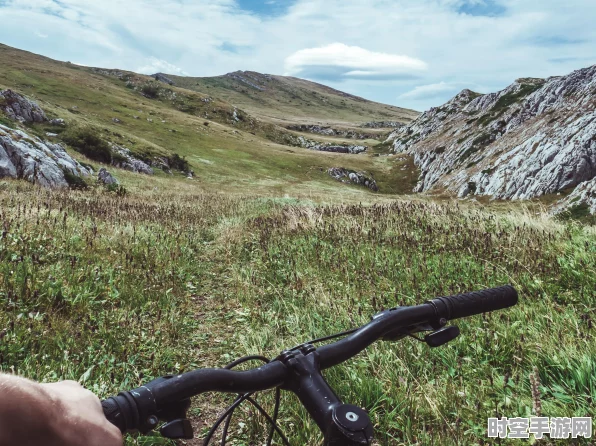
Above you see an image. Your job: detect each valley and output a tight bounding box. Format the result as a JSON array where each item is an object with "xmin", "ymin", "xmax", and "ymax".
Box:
[{"xmin": 1, "ymin": 42, "xmax": 595, "ymax": 446}]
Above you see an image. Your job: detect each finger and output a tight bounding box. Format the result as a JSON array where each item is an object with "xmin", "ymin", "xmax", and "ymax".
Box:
[
  {"xmin": 92, "ymin": 423, "xmax": 123, "ymax": 446},
  {"xmin": 61, "ymin": 380, "xmax": 84, "ymax": 389}
]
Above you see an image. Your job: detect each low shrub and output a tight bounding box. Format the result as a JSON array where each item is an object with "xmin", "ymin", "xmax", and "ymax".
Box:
[
  {"xmin": 141, "ymin": 84, "xmax": 159, "ymax": 99},
  {"xmin": 167, "ymin": 153, "xmax": 190, "ymax": 172},
  {"xmin": 61, "ymin": 169, "xmax": 88, "ymax": 190},
  {"xmin": 61, "ymin": 126, "xmax": 112, "ymax": 164}
]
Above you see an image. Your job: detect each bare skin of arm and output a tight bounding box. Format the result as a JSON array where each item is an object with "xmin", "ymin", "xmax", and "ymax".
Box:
[{"xmin": 0, "ymin": 374, "xmax": 122, "ymax": 446}]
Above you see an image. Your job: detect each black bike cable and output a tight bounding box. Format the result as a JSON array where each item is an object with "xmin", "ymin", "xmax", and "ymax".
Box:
[
  {"xmin": 289, "ymin": 327, "xmax": 359, "ymax": 352},
  {"xmin": 203, "ymin": 355, "xmax": 288, "ymax": 446}
]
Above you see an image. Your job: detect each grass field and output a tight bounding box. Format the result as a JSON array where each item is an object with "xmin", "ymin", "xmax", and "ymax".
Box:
[
  {"xmin": 1, "ymin": 43, "xmax": 595, "ymax": 446},
  {"xmin": 1, "ymin": 180, "xmax": 594, "ymax": 445}
]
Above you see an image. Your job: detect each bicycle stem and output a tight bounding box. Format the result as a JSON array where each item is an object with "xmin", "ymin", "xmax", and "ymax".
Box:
[{"xmin": 279, "ymin": 345, "xmax": 374, "ymax": 446}]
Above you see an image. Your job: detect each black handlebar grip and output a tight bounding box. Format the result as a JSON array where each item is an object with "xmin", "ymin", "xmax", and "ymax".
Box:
[
  {"xmin": 429, "ymin": 285, "xmax": 518, "ymax": 320},
  {"xmin": 102, "ymin": 394, "xmax": 137, "ymax": 433}
]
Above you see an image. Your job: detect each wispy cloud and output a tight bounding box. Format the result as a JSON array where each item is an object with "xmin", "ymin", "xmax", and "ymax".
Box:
[
  {"xmin": 399, "ymin": 82, "xmax": 471, "ymax": 100},
  {"xmin": 137, "ymin": 58, "xmax": 189, "ymax": 76},
  {"xmin": 0, "ymin": 0, "xmax": 595, "ymax": 110},
  {"xmin": 284, "ymin": 43, "xmax": 427, "ymax": 81}
]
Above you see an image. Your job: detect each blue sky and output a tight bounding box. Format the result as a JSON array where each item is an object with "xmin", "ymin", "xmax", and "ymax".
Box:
[{"xmin": 0, "ymin": 0, "xmax": 595, "ymax": 111}]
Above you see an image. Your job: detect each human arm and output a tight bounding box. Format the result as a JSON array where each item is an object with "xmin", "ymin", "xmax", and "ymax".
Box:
[{"xmin": 0, "ymin": 374, "xmax": 122, "ymax": 446}]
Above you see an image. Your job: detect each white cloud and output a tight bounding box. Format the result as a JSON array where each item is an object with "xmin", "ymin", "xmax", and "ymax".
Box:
[
  {"xmin": 0, "ymin": 0, "xmax": 595, "ymax": 111},
  {"xmin": 137, "ymin": 58, "xmax": 189, "ymax": 76},
  {"xmin": 399, "ymin": 82, "xmax": 469, "ymax": 100},
  {"xmin": 284, "ymin": 43, "xmax": 427, "ymax": 80}
]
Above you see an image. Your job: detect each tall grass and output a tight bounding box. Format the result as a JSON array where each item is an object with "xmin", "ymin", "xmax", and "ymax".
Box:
[
  {"xmin": 230, "ymin": 202, "xmax": 595, "ymax": 445},
  {"xmin": 1, "ymin": 185, "xmax": 594, "ymax": 445}
]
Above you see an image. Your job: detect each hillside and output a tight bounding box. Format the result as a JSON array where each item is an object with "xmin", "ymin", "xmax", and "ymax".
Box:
[
  {"xmin": 165, "ymin": 70, "xmax": 419, "ymax": 128},
  {"xmin": 2, "ymin": 43, "xmax": 596, "ymax": 446},
  {"xmin": 0, "ymin": 43, "xmax": 419, "ymax": 197},
  {"xmin": 388, "ymin": 65, "xmax": 596, "ymax": 215}
]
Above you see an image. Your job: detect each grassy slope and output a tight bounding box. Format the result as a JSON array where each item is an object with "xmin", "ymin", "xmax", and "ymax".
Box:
[
  {"xmin": 0, "ymin": 43, "xmax": 418, "ymax": 198},
  {"xmin": 168, "ymin": 71, "xmax": 419, "ymax": 127},
  {"xmin": 1, "ymin": 185, "xmax": 594, "ymax": 446},
  {"xmin": 1, "ymin": 44, "xmax": 595, "ymax": 446}
]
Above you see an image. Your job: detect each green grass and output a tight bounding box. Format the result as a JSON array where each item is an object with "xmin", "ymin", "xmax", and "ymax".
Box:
[
  {"xmin": 1, "ymin": 43, "xmax": 595, "ymax": 446},
  {"xmin": 478, "ymin": 83, "xmax": 543, "ymax": 127},
  {"xmin": 1, "ymin": 184, "xmax": 594, "ymax": 445},
  {"xmin": 168, "ymin": 71, "xmax": 419, "ymax": 128},
  {"xmin": 0, "ymin": 43, "xmax": 417, "ymax": 199}
]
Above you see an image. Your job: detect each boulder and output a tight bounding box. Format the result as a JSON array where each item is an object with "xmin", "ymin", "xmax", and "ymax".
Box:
[
  {"xmin": 0, "ymin": 89, "xmax": 47, "ymax": 123},
  {"xmin": 153, "ymin": 73, "xmax": 175, "ymax": 86},
  {"xmin": 328, "ymin": 167, "xmax": 379, "ymax": 191},
  {"xmin": 110, "ymin": 144, "xmax": 153, "ymax": 175},
  {"xmin": 50, "ymin": 118, "xmax": 66, "ymax": 126},
  {"xmin": 98, "ymin": 168, "xmax": 118, "ymax": 185},
  {"xmin": 0, "ymin": 123, "xmax": 91, "ymax": 188}
]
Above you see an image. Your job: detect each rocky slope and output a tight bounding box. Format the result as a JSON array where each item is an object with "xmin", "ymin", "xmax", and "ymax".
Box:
[
  {"xmin": 388, "ymin": 65, "xmax": 596, "ymax": 213},
  {"xmin": 327, "ymin": 167, "xmax": 379, "ymax": 191},
  {"xmin": 0, "ymin": 123, "xmax": 91, "ymax": 188}
]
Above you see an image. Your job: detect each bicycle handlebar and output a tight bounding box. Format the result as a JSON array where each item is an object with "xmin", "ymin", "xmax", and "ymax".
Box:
[{"xmin": 102, "ymin": 285, "xmax": 518, "ymax": 438}]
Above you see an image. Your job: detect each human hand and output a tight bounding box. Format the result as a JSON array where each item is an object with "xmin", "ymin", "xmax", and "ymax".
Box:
[{"xmin": 41, "ymin": 381, "xmax": 123, "ymax": 446}]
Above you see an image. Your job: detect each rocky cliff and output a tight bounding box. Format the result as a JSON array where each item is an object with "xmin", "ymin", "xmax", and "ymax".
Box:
[
  {"xmin": 0, "ymin": 123, "xmax": 92, "ymax": 188},
  {"xmin": 389, "ymin": 65, "xmax": 596, "ymax": 213}
]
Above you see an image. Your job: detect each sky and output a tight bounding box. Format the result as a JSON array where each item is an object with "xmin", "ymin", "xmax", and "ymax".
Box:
[{"xmin": 0, "ymin": 0, "xmax": 595, "ymax": 111}]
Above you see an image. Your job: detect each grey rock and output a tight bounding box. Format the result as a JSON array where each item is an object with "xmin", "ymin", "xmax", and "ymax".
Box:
[
  {"xmin": 389, "ymin": 64, "xmax": 596, "ymax": 213},
  {"xmin": 328, "ymin": 167, "xmax": 379, "ymax": 191},
  {"xmin": 0, "ymin": 123, "xmax": 91, "ymax": 188},
  {"xmin": 98, "ymin": 168, "xmax": 118, "ymax": 185},
  {"xmin": 361, "ymin": 121, "xmax": 405, "ymax": 129},
  {"xmin": 153, "ymin": 73, "xmax": 175, "ymax": 86},
  {"xmin": 286, "ymin": 124, "xmax": 376, "ymax": 140},
  {"xmin": 110, "ymin": 144, "xmax": 153, "ymax": 175},
  {"xmin": 49, "ymin": 118, "xmax": 65, "ymax": 126},
  {"xmin": 311, "ymin": 145, "xmax": 367, "ymax": 154},
  {"xmin": 553, "ymin": 177, "xmax": 596, "ymax": 215},
  {"xmin": 0, "ymin": 90, "xmax": 47, "ymax": 123},
  {"xmin": 112, "ymin": 118, "xmax": 121, "ymax": 124}
]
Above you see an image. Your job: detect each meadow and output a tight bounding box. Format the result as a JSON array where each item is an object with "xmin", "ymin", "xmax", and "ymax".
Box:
[{"xmin": 1, "ymin": 180, "xmax": 594, "ymax": 445}]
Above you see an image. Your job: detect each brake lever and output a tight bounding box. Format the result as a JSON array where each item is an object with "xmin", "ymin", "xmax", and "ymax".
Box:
[{"xmin": 373, "ymin": 309, "xmax": 459, "ymax": 347}]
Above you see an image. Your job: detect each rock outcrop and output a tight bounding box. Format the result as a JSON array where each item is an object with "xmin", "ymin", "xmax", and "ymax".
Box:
[
  {"xmin": 0, "ymin": 123, "xmax": 91, "ymax": 188},
  {"xmin": 328, "ymin": 167, "xmax": 379, "ymax": 191},
  {"xmin": 553, "ymin": 177, "xmax": 596, "ymax": 215},
  {"xmin": 287, "ymin": 134, "xmax": 368, "ymax": 154},
  {"xmin": 0, "ymin": 90, "xmax": 47, "ymax": 123},
  {"xmin": 361, "ymin": 121, "xmax": 405, "ymax": 129},
  {"xmin": 311, "ymin": 145, "xmax": 367, "ymax": 154},
  {"xmin": 286, "ymin": 124, "xmax": 377, "ymax": 140},
  {"xmin": 153, "ymin": 73, "xmax": 175, "ymax": 86},
  {"xmin": 110, "ymin": 144, "xmax": 153, "ymax": 175},
  {"xmin": 98, "ymin": 168, "xmax": 118, "ymax": 185},
  {"xmin": 389, "ymin": 65, "xmax": 596, "ymax": 213}
]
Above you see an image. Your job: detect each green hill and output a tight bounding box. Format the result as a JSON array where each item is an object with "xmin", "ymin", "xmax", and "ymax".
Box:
[
  {"xmin": 0, "ymin": 43, "xmax": 419, "ymax": 197},
  {"xmin": 1, "ymin": 43, "xmax": 595, "ymax": 446},
  {"xmin": 167, "ymin": 70, "xmax": 418, "ymax": 128}
]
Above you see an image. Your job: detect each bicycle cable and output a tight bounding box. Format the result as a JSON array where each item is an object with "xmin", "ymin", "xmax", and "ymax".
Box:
[
  {"xmin": 203, "ymin": 355, "xmax": 289, "ymax": 446},
  {"xmin": 205, "ymin": 326, "xmax": 360, "ymax": 445}
]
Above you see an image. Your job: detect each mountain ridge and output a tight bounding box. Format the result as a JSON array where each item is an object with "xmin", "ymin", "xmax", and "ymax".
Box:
[
  {"xmin": 163, "ymin": 69, "xmax": 419, "ymax": 128},
  {"xmin": 388, "ymin": 63, "xmax": 596, "ymax": 214}
]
